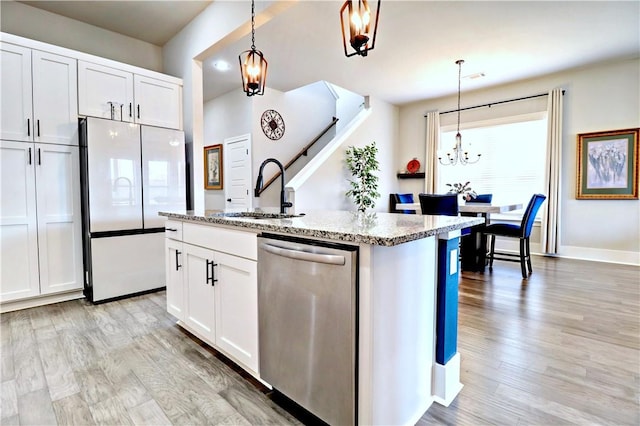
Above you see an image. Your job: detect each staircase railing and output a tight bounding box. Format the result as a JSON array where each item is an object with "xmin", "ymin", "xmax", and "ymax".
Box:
[{"xmin": 256, "ymin": 117, "xmax": 339, "ymax": 196}]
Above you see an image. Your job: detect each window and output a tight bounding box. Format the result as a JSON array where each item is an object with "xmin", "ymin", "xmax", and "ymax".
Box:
[{"xmin": 437, "ymin": 113, "xmax": 548, "ymax": 220}]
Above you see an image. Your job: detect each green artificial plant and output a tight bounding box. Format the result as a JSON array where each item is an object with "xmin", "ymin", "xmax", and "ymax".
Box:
[{"xmin": 345, "ymin": 142, "xmax": 380, "ymax": 212}]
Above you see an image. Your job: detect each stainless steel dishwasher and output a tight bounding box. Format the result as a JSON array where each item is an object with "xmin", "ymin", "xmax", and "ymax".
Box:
[{"xmin": 258, "ymin": 233, "xmax": 358, "ymax": 426}]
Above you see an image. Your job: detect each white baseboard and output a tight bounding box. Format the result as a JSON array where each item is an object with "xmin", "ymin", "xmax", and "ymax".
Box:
[
  {"xmin": 1, "ymin": 290, "xmax": 84, "ymax": 313},
  {"xmin": 493, "ymin": 237, "xmax": 639, "ymax": 266}
]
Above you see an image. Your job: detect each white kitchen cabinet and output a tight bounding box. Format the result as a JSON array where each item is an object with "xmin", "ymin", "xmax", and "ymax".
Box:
[
  {"xmin": 163, "ymin": 221, "xmax": 259, "ymax": 373},
  {"xmin": 183, "ymin": 243, "xmax": 216, "ymax": 343},
  {"xmin": 77, "ymin": 61, "xmax": 134, "ymax": 122},
  {"xmin": 134, "ymin": 75, "xmax": 182, "ymax": 130},
  {"xmin": 164, "ymin": 221, "xmax": 185, "ymax": 321},
  {"xmin": 0, "ymin": 140, "xmax": 83, "ymax": 303},
  {"xmin": 214, "ymin": 251, "xmax": 259, "ymax": 372},
  {"xmin": 0, "ymin": 43, "xmax": 78, "ymax": 145},
  {"xmin": 78, "ymin": 61, "xmax": 182, "ymax": 130}
]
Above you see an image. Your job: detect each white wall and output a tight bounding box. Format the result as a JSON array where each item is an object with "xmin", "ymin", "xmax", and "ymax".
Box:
[
  {"xmin": 295, "ymin": 96, "xmax": 399, "ymax": 213},
  {"xmin": 398, "ymin": 58, "xmax": 640, "ymax": 264},
  {"xmin": 0, "ymin": 1, "xmax": 162, "ymax": 71},
  {"xmin": 332, "ymin": 83, "xmax": 366, "ymax": 133}
]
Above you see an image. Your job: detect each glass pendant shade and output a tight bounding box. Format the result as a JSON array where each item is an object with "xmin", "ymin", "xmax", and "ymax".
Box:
[
  {"xmin": 340, "ymin": 0, "xmax": 380, "ymax": 57},
  {"xmin": 239, "ymin": 48, "xmax": 267, "ymax": 96}
]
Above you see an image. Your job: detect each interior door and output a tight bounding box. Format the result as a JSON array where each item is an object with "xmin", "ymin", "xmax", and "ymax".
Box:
[
  {"xmin": 224, "ymin": 134, "xmax": 252, "ymax": 210},
  {"xmin": 141, "ymin": 126, "xmax": 186, "ymax": 228},
  {"xmin": 86, "ymin": 118, "xmax": 142, "ymax": 232}
]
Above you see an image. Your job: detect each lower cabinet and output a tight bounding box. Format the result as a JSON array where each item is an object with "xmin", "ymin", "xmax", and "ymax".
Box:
[
  {"xmin": 164, "ymin": 221, "xmax": 259, "ymax": 374},
  {"xmin": 0, "ymin": 140, "xmax": 83, "ymax": 304}
]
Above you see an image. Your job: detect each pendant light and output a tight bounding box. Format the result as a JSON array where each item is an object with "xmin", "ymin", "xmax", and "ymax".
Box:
[
  {"xmin": 239, "ymin": 0, "xmax": 267, "ymax": 96},
  {"xmin": 438, "ymin": 59, "xmax": 481, "ymax": 166},
  {"xmin": 340, "ymin": 0, "xmax": 381, "ymax": 57}
]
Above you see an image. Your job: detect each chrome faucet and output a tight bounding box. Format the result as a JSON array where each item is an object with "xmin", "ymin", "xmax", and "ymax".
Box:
[{"xmin": 254, "ymin": 158, "xmax": 293, "ymax": 214}]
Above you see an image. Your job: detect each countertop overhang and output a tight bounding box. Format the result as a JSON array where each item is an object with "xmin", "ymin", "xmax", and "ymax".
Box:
[{"xmin": 159, "ymin": 210, "xmax": 484, "ymax": 247}]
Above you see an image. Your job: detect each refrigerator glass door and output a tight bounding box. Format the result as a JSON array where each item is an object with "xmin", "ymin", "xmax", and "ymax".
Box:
[
  {"xmin": 87, "ymin": 118, "xmax": 142, "ymax": 232},
  {"xmin": 141, "ymin": 126, "xmax": 186, "ymax": 228}
]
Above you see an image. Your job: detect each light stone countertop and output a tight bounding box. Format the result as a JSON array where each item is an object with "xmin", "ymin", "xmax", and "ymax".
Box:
[{"xmin": 159, "ymin": 209, "xmax": 484, "ymax": 247}]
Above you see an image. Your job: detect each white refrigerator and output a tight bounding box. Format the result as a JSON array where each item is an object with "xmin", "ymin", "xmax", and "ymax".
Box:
[{"xmin": 79, "ymin": 117, "xmax": 186, "ymax": 302}]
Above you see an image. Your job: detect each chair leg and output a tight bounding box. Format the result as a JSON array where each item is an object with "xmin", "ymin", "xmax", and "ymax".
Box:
[
  {"xmin": 488, "ymin": 234, "xmax": 495, "ymax": 271},
  {"xmin": 525, "ymin": 237, "xmax": 533, "ymax": 274},
  {"xmin": 519, "ymin": 238, "xmax": 527, "ymax": 278}
]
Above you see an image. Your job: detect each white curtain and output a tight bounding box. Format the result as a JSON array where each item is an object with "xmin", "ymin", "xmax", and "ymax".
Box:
[
  {"xmin": 542, "ymin": 88, "xmax": 563, "ymax": 254},
  {"xmin": 424, "ymin": 111, "xmax": 440, "ymax": 193}
]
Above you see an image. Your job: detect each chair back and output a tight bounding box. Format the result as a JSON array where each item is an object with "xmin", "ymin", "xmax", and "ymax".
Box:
[
  {"xmin": 389, "ymin": 193, "xmax": 416, "ymax": 214},
  {"xmin": 520, "ymin": 194, "xmax": 547, "ymax": 237},
  {"xmin": 418, "ymin": 193, "xmax": 459, "ymax": 216},
  {"xmin": 466, "ymin": 193, "xmax": 493, "ymax": 203}
]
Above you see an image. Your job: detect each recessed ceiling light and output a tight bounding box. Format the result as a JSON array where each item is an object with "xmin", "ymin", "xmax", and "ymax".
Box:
[{"xmin": 213, "ymin": 60, "xmax": 231, "ymax": 71}]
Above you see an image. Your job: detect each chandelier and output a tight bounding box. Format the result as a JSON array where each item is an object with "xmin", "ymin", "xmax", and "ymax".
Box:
[
  {"xmin": 438, "ymin": 59, "xmax": 481, "ymax": 166},
  {"xmin": 238, "ymin": 0, "xmax": 267, "ymax": 96},
  {"xmin": 340, "ymin": 0, "xmax": 381, "ymax": 57}
]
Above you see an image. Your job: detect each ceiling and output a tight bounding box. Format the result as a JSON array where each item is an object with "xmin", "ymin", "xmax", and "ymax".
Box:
[{"xmin": 18, "ymin": 1, "xmax": 640, "ymax": 105}]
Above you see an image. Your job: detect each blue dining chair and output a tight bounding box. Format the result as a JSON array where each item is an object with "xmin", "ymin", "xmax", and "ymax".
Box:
[
  {"xmin": 483, "ymin": 193, "xmax": 547, "ymax": 279},
  {"xmin": 389, "ymin": 193, "xmax": 416, "ymax": 214},
  {"xmin": 418, "ymin": 193, "xmax": 459, "ymax": 216},
  {"xmin": 466, "ymin": 193, "xmax": 493, "ymax": 203}
]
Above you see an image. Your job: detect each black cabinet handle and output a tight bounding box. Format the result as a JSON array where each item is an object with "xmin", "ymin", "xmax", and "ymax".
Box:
[
  {"xmin": 28, "ymin": 147, "xmax": 32, "ymax": 165},
  {"xmin": 37, "ymin": 120, "xmax": 40, "ymax": 137},
  {"xmin": 137, "ymin": 104, "xmax": 140, "ymax": 119},
  {"xmin": 165, "ymin": 227, "xmax": 177, "ymax": 232},
  {"xmin": 206, "ymin": 260, "xmax": 218, "ymax": 286},
  {"xmin": 27, "ymin": 118, "xmax": 30, "ymax": 137},
  {"xmin": 226, "ymin": 198, "xmax": 231, "ymax": 202},
  {"xmin": 175, "ymin": 250, "xmax": 182, "ymax": 271},
  {"xmin": 37, "ymin": 148, "xmax": 41, "ymax": 165},
  {"xmin": 129, "ymin": 103, "xmax": 132, "ymax": 118}
]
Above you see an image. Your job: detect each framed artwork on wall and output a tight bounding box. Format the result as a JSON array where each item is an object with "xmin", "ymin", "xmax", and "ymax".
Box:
[
  {"xmin": 204, "ymin": 144, "xmax": 223, "ymax": 190},
  {"xmin": 576, "ymin": 128, "xmax": 639, "ymax": 199}
]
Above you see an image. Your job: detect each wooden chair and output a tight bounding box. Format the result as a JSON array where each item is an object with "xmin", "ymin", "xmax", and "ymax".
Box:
[{"xmin": 483, "ymin": 194, "xmax": 547, "ymax": 278}]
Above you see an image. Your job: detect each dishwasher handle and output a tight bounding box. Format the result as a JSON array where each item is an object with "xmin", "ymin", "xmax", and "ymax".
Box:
[{"xmin": 260, "ymin": 242, "xmax": 346, "ymax": 266}]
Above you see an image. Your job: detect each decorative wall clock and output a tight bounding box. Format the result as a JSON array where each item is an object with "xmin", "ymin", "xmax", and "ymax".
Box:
[{"xmin": 261, "ymin": 109, "xmax": 285, "ymax": 140}]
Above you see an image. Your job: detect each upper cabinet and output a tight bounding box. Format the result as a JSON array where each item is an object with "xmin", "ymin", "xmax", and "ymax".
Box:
[
  {"xmin": 79, "ymin": 61, "xmax": 183, "ymax": 130},
  {"xmin": 1, "ymin": 42, "xmax": 78, "ymax": 145}
]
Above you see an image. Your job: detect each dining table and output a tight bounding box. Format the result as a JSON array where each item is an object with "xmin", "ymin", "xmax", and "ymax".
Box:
[{"xmin": 395, "ymin": 200, "xmax": 524, "ymax": 272}]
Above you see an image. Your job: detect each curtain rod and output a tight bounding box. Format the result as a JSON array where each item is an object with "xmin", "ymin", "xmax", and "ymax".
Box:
[{"xmin": 426, "ymin": 90, "xmax": 565, "ymax": 117}]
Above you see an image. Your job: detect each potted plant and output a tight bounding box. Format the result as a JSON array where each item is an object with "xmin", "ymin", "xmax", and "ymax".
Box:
[
  {"xmin": 446, "ymin": 181, "xmax": 477, "ymax": 201},
  {"xmin": 346, "ymin": 142, "xmax": 380, "ymax": 212}
]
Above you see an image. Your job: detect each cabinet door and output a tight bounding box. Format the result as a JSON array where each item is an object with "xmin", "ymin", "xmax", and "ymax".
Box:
[
  {"xmin": 215, "ymin": 251, "xmax": 259, "ymax": 372},
  {"xmin": 134, "ymin": 75, "xmax": 182, "ymax": 130},
  {"xmin": 165, "ymin": 238, "xmax": 184, "ymax": 320},
  {"xmin": 183, "ymin": 244, "xmax": 216, "ymax": 343},
  {"xmin": 0, "ymin": 141, "xmax": 40, "ymax": 302},
  {"xmin": 0, "ymin": 43, "xmax": 33, "ymax": 142},
  {"xmin": 78, "ymin": 61, "xmax": 134, "ymax": 122},
  {"xmin": 35, "ymin": 144, "xmax": 83, "ymax": 295},
  {"xmin": 32, "ymin": 51, "xmax": 78, "ymax": 145}
]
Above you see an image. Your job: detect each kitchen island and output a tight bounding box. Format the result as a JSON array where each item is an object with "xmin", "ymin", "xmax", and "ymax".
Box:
[{"xmin": 159, "ymin": 209, "xmax": 484, "ymax": 425}]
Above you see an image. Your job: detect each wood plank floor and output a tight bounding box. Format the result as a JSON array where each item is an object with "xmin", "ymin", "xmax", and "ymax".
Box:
[{"xmin": 1, "ymin": 256, "xmax": 638, "ymax": 425}]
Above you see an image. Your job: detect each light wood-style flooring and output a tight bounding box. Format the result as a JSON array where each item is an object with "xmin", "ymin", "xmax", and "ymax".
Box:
[{"xmin": 1, "ymin": 256, "xmax": 638, "ymax": 425}]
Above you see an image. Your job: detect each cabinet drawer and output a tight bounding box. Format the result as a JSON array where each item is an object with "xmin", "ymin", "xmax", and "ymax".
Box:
[
  {"xmin": 164, "ymin": 220, "xmax": 183, "ymax": 240},
  {"xmin": 183, "ymin": 223, "xmax": 257, "ymax": 260}
]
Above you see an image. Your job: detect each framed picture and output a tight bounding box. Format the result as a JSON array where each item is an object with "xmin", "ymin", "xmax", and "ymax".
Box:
[
  {"xmin": 576, "ymin": 128, "xmax": 639, "ymax": 199},
  {"xmin": 204, "ymin": 144, "xmax": 223, "ymax": 190}
]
